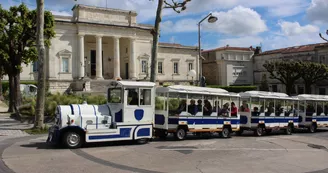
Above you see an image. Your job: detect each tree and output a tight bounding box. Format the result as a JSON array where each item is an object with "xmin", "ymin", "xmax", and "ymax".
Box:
[
  {"xmin": 34, "ymin": 0, "xmax": 46, "ymax": 129},
  {"xmin": 263, "ymin": 61, "xmax": 301, "ymax": 95},
  {"xmin": 259, "ymin": 73, "xmax": 269, "ymax": 91},
  {"xmin": 149, "ymin": 0, "xmax": 191, "ymax": 82},
  {"xmin": 0, "ymin": 4, "xmax": 55, "ymax": 113},
  {"xmin": 298, "ymin": 61, "xmax": 328, "ymax": 94},
  {"xmin": 0, "ymin": 63, "xmax": 4, "ymax": 101}
]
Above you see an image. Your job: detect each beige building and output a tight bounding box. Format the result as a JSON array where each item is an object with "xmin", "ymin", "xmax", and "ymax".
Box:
[
  {"xmin": 5, "ymin": 4, "xmax": 199, "ymax": 93},
  {"xmin": 253, "ymin": 43, "xmax": 328, "ymax": 95},
  {"xmin": 202, "ymin": 45, "xmax": 256, "ymax": 86}
]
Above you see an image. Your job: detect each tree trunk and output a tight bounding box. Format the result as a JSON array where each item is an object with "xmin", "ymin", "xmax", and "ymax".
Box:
[
  {"xmin": 34, "ymin": 0, "xmax": 45, "ymax": 129},
  {"xmin": 0, "ymin": 76, "xmax": 3, "ymax": 101},
  {"xmin": 150, "ymin": 0, "xmax": 164, "ymax": 83},
  {"xmin": 8, "ymin": 75, "xmax": 14, "ymax": 112},
  {"xmin": 285, "ymin": 83, "xmax": 294, "ymax": 96},
  {"xmin": 13, "ymin": 72, "xmax": 21, "ymax": 118},
  {"xmin": 305, "ymin": 83, "xmax": 312, "ymax": 94}
]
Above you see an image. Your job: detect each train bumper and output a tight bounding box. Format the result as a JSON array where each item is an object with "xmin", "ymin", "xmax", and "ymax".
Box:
[{"xmin": 46, "ymin": 125, "xmax": 60, "ymax": 144}]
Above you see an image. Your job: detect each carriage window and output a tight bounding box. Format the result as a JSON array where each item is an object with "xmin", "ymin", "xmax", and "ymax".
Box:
[
  {"xmin": 299, "ymin": 101, "xmax": 305, "ymax": 113},
  {"xmin": 306, "ymin": 101, "xmax": 315, "ymax": 116},
  {"xmin": 266, "ymin": 99, "xmax": 274, "ymax": 116},
  {"xmin": 127, "ymin": 89, "xmax": 139, "ymax": 105},
  {"xmin": 219, "ymin": 97, "xmax": 231, "ymax": 117},
  {"xmin": 188, "ymin": 94, "xmax": 202, "ymax": 115},
  {"xmin": 168, "ymin": 93, "xmax": 184, "ymax": 116},
  {"xmin": 275, "ymin": 100, "xmax": 284, "ymax": 116},
  {"xmin": 108, "ymin": 88, "xmax": 122, "ymax": 103},
  {"xmin": 140, "ymin": 89, "xmax": 151, "ymax": 105},
  {"xmin": 203, "ymin": 96, "xmax": 214, "ymax": 116},
  {"xmin": 155, "ymin": 93, "xmax": 166, "ymax": 111},
  {"xmin": 317, "ymin": 102, "xmax": 324, "ymax": 115},
  {"xmin": 324, "ymin": 102, "xmax": 328, "ymax": 116},
  {"xmin": 240, "ymin": 98, "xmax": 250, "ymax": 112},
  {"xmin": 230, "ymin": 96, "xmax": 239, "ymax": 117}
]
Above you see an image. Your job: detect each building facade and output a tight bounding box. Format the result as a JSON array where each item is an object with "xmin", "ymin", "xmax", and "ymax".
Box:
[
  {"xmin": 253, "ymin": 43, "xmax": 328, "ymax": 95},
  {"xmin": 202, "ymin": 45, "xmax": 255, "ymax": 86},
  {"xmin": 6, "ymin": 4, "xmax": 199, "ymax": 93}
]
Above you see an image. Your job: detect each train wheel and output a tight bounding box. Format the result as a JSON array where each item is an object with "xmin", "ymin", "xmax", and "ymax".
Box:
[
  {"xmin": 62, "ymin": 131, "xmax": 83, "ymax": 149},
  {"xmin": 174, "ymin": 128, "xmax": 186, "ymax": 140},
  {"xmin": 136, "ymin": 138, "xmax": 149, "ymax": 144},
  {"xmin": 285, "ymin": 125, "xmax": 292, "ymax": 135},
  {"xmin": 254, "ymin": 126, "xmax": 264, "ymax": 136},
  {"xmin": 308, "ymin": 123, "xmax": 317, "ymax": 133},
  {"xmin": 220, "ymin": 127, "xmax": 231, "ymax": 138}
]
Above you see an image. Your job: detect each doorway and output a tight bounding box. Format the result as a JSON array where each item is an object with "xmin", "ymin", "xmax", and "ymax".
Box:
[
  {"xmin": 125, "ymin": 63, "xmax": 129, "ymax": 79},
  {"xmin": 90, "ymin": 50, "xmax": 96, "ymax": 77}
]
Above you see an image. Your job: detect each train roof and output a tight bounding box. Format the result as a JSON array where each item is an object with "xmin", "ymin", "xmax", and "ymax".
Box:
[
  {"xmin": 239, "ymin": 91, "xmax": 296, "ymax": 100},
  {"xmin": 109, "ymin": 81, "xmax": 156, "ymax": 88},
  {"xmin": 156, "ymin": 85, "xmax": 237, "ymax": 97},
  {"xmin": 297, "ymin": 94, "xmax": 328, "ymax": 101}
]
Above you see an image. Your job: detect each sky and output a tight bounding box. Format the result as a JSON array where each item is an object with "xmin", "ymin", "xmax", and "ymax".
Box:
[{"xmin": 1, "ymin": 0, "xmax": 328, "ymax": 51}]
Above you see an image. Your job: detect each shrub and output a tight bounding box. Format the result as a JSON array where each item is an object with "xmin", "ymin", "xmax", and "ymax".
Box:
[
  {"xmin": 207, "ymin": 85, "xmax": 257, "ymax": 93},
  {"xmin": 155, "ymin": 97, "xmax": 164, "ymax": 110},
  {"xmin": 1, "ymin": 80, "xmax": 38, "ymax": 94}
]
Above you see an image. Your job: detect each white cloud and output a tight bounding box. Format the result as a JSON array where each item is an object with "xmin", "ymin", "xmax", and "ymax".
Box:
[
  {"xmin": 185, "ymin": 0, "xmax": 307, "ymax": 17},
  {"xmin": 278, "ymin": 21, "xmax": 319, "ymax": 36},
  {"xmin": 307, "ymin": 0, "xmax": 328, "ymax": 24},
  {"xmin": 162, "ymin": 6, "xmax": 267, "ymax": 36}
]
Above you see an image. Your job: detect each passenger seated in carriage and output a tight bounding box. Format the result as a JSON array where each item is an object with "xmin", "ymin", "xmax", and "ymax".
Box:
[
  {"xmin": 176, "ymin": 99, "xmax": 187, "ymax": 114},
  {"xmin": 267, "ymin": 102, "xmax": 274, "ymax": 116},
  {"xmin": 203, "ymin": 100, "xmax": 212, "ymax": 116},
  {"xmin": 188, "ymin": 99, "xmax": 198, "ymax": 115},
  {"xmin": 231, "ymin": 102, "xmax": 238, "ymax": 116},
  {"xmin": 129, "ymin": 91, "xmax": 139, "ymax": 105},
  {"xmin": 317, "ymin": 105, "xmax": 323, "ymax": 115},
  {"xmin": 220, "ymin": 103, "xmax": 230, "ymax": 117},
  {"xmin": 252, "ymin": 107, "xmax": 260, "ymax": 116},
  {"xmin": 240, "ymin": 102, "xmax": 250, "ymax": 112},
  {"xmin": 306, "ymin": 105, "xmax": 315, "ymax": 116}
]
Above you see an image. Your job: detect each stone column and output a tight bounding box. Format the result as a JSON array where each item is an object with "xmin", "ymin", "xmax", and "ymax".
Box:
[
  {"xmin": 78, "ymin": 34, "xmax": 85, "ymax": 79},
  {"xmin": 129, "ymin": 38, "xmax": 137, "ymax": 80},
  {"xmin": 113, "ymin": 36, "xmax": 121, "ymax": 80},
  {"xmin": 95, "ymin": 35, "xmax": 103, "ymax": 79}
]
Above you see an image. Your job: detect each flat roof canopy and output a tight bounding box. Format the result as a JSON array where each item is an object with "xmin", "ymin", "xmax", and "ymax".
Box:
[
  {"xmin": 156, "ymin": 85, "xmax": 237, "ymax": 97},
  {"xmin": 239, "ymin": 91, "xmax": 296, "ymax": 100},
  {"xmin": 297, "ymin": 94, "xmax": 328, "ymax": 101},
  {"xmin": 110, "ymin": 81, "xmax": 156, "ymax": 88}
]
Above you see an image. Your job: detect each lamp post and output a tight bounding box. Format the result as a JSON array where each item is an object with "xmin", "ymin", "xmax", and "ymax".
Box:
[{"xmin": 198, "ymin": 13, "xmax": 218, "ymax": 86}]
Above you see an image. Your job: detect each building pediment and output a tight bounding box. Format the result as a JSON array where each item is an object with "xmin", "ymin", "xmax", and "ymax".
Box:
[
  {"xmin": 57, "ymin": 49, "xmax": 72, "ymax": 58},
  {"xmin": 138, "ymin": 53, "xmax": 150, "ymax": 60}
]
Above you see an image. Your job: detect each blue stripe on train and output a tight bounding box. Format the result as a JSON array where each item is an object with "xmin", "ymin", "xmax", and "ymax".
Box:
[
  {"xmin": 88, "ymin": 128, "xmax": 131, "ymax": 140},
  {"xmin": 168, "ymin": 118, "xmax": 240, "ymax": 125},
  {"xmin": 305, "ymin": 117, "xmax": 328, "ymax": 122},
  {"xmin": 250, "ymin": 117, "xmax": 298, "ymax": 124}
]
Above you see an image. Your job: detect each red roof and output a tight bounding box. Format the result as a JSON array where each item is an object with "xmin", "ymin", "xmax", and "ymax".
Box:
[
  {"xmin": 202, "ymin": 46, "xmax": 255, "ymax": 53},
  {"xmin": 259, "ymin": 43, "xmax": 328, "ymax": 55}
]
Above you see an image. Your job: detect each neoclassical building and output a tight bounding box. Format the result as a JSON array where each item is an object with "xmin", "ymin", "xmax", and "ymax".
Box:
[{"xmin": 8, "ymin": 4, "xmax": 199, "ymax": 93}]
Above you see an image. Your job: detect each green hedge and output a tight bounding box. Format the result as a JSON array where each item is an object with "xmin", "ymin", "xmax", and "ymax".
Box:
[
  {"xmin": 20, "ymin": 93, "xmax": 107, "ymax": 117},
  {"xmin": 207, "ymin": 85, "xmax": 257, "ymax": 93},
  {"xmin": 1, "ymin": 80, "xmax": 38, "ymax": 94}
]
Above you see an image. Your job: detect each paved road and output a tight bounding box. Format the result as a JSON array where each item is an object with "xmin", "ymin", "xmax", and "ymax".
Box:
[{"xmin": 2, "ymin": 130, "xmax": 328, "ymax": 173}]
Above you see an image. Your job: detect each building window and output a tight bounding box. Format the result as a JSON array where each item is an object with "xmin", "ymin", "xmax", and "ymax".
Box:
[
  {"xmin": 188, "ymin": 63, "xmax": 193, "ymax": 71},
  {"xmin": 141, "ymin": 60, "xmax": 147, "ymax": 73},
  {"xmin": 158, "ymin": 62, "xmax": 163, "ymax": 74},
  {"xmin": 173, "ymin": 62, "xmax": 179, "ymax": 74},
  {"xmin": 272, "ymin": 85, "xmax": 278, "ymax": 92},
  {"xmin": 319, "ymin": 88, "xmax": 326, "ymax": 95},
  {"xmin": 298, "ymin": 86, "xmax": 304, "ymax": 94},
  {"xmin": 61, "ymin": 57, "xmax": 69, "ymax": 73},
  {"xmin": 33, "ymin": 61, "xmax": 38, "ymax": 72}
]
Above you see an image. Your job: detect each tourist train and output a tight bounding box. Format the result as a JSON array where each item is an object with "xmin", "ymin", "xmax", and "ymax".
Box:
[{"xmin": 47, "ymin": 81, "xmax": 328, "ymax": 148}]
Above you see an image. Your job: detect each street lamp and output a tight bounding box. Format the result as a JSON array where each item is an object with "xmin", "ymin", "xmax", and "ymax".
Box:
[{"xmin": 198, "ymin": 13, "xmax": 218, "ymax": 87}]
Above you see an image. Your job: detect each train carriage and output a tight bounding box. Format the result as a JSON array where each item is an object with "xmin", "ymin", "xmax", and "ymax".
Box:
[
  {"xmin": 154, "ymin": 85, "xmax": 240, "ymax": 140},
  {"xmin": 238, "ymin": 91, "xmax": 299, "ymax": 136},
  {"xmin": 47, "ymin": 81, "xmax": 156, "ymax": 149},
  {"xmin": 297, "ymin": 94, "xmax": 328, "ymax": 132}
]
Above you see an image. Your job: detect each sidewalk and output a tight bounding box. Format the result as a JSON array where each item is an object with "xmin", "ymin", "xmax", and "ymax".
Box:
[{"xmin": 0, "ymin": 102, "xmax": 31, "ymax": 138}]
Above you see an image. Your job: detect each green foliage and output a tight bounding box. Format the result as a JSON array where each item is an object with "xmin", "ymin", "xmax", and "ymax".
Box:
[
  {"xmin": 259, "ymin": 74, "xmax": 269, "ymax": 91},
  {"xmin": 20, "ymin": 93, "xmax": 107, "ymax": 117},
  {"xmin": 207, "ymin": 85, "xmax": 257, "ymax": 93},
  {"xmin": 168, "ymin": 98, "xmax": 179, "ymax": 110},
  {"xmin": 155, "ymin": 97, "xmax": 164, "ymax": 110},
  {"xmin": 263, "ymin": 60, "xmax": 301, "ymax": 95},
  {"xmin": 298, "ymin": 61, "xmax": 328, "ymax": 94}
]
